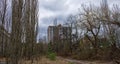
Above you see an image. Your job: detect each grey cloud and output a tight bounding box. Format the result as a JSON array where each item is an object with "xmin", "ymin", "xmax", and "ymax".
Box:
[
  {"xmin": 40, "ymin": 0, "xmax": 68, "ymax": 12},
  {"xmin": 38, "ymin": 0, "xmax": 120, "ymax": 39},
  {"xmin": 40, "ymin": 14, "xmax": 68, "ymax": 26},
  {"xmin": 38, "ymin": 26, "xmax": 47, "ymax": 38},
  {"xmin": 39, "ymin": 14, "xmax": 68, "ymax": 37}
]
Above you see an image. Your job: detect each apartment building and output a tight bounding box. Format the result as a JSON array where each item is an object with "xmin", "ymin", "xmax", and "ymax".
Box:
[{"xmin": 47, "ymin": 24, "xmax": 71, "ymax": 43}]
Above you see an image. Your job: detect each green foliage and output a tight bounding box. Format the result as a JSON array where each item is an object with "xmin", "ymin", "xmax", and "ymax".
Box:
[
  {"xmin": 99, "ymin": 42, "xmax": 110, "ymax": 48},
  {"xmin": 47, "ymin": 42, "xmax": 56, "ymax": 60},
  {"xmin": 47, "ymin": 52, "xmax": 56, "ymax": 60},
  {"xmin": 68, "ymin": 62, "xmax": 74, "ymax": 64}
]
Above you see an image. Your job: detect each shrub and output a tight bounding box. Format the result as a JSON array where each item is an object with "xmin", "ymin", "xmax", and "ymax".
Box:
[
  {"xmin": 68, "ymin": 62, "xmax": 74, "ymax": 64},
  {"xmin": 47, "ymin": 52, "xmax": 56, "ymax": 60}
]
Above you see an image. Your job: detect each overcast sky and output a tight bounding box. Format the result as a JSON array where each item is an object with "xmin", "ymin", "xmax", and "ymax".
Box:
[{"xmin": 38, "ymin": 0, "xmax": 120, "ymax": 39}]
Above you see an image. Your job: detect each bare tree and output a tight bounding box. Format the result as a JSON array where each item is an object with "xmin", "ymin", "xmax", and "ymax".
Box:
[
  {"xmin": 76, "ymin": 4, "xmax": 102, "ymax": 57},
  {"xmin": 10, "ymin": 0, "xmax": 23, "ymax": 63},
  {"xmin": 0, "ymin": 0, "xmax": 8, "ymax": 57}
]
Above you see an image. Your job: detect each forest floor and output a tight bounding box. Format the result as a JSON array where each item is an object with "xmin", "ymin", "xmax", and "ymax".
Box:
[
  {"xmin": 21, "ymin": 56, "xmax": 115, "ymax": 64},
  {"xmin": 0, "ymin": 57, "xmax": 115, "ymax": 64},
  {"xmin": 58, "ymin": 57, "xmax": 114, "ymax": 64}
]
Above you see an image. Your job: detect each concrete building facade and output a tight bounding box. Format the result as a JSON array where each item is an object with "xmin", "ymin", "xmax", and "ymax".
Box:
[{"xmin": 47, "ymin": 24, "xmax": 71, "ymax": 43}]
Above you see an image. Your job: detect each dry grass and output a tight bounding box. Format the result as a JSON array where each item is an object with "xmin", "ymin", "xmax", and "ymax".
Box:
[
  {"xmin": 21, "ymin": 57, "xmax": 69, "ymax": 64},
  {"xmin": 0, "ymin": 57, "xmax": 115, "ymax": 64},
  {"xmin": 0, "ymin": 57, "xmax": 6, "ymax": 62}
]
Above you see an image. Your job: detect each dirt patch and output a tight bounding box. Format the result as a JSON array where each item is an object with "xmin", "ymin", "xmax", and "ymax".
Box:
[
  {"xmin": 21, "ymin": 57, "xmax": 69, "ymax": 64},
  {"xmin": 58, "ymin": 57, "xmax": 115, "ymax": 64},
  {"xmin": 0, "ymin": 57, "xmax": 115, "ymax": 64}
]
